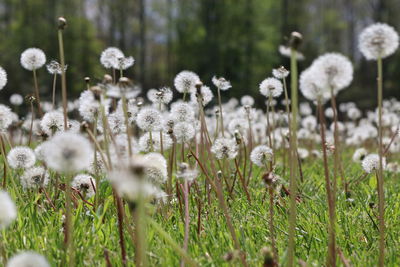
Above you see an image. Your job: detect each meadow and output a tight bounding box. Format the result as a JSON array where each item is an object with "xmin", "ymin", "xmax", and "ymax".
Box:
[{"xmin": 0, "ymin": 18, "xmax": 399, "ymax": 267}]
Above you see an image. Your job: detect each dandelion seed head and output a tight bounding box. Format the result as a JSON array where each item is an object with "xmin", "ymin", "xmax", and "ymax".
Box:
[
  {"xmin": 299, "ymin": 67, "xmax": 330, "ymax": 102},
  {"xmin": 279, "ymin": 45, "xmax": 304, "ymax": 60},
  {"xmin": 20, "ymin": 48, "xmax": 46, "ymax": 70},
  {"xmin": 143, "ymin": 152, "xmax": 168, "ymax": 185},
  {"xmin": 118, "ymin": 56, "xmax": 135, "ymax": 70},
  {"xmin": 211, "ymin": 137, "xmax": 238, "ymax": 159},
  {"xmin": 10, "ymin": 94, "xmax": 23, "ymax": 106},
  {"xmin": 359, "ymin": 23, "xmax": 399, "ymax": 60},
  {"xmin": 0, "ymin": 104, "xmax": 13, "ymax": 132},
  {"xmin": 0, "ymin": 66, "xmax": 7, "ymax": 90},
  {"xmin": 297, "ymin": 148, "xmax": 310, "ymax": 159},
  {"xmin": 7, "ymin": 146, "xmax": 36, "ymax": 169},
  {"xmin": 20, "ymin": 166, "xmax": 49, "ymax": 189},
  {"xmin": 312, "ymin": 53, "xmax": 353, "ymax": 91},
  {"xmin": 40, "ymin": 111, "xmax": 64, "ymax": 136},
  {"xmin": 170, "ymin": 102, "xmax": 195, "ymax": 122},
  {"xmin": 71, "ymin": 174, "xmax": 96, "ymax": 199},
  {"xmin": 6, "ymin": 251, "xmax": 50, "ymax": 267},
  {"xmin": 0, "ymin": 191, "xmax": 17, "ymax": 229},
  {"xmin": 212, "ymin": 76, "xmax": 232, "ymax": 91},
  {"xmin": 191, "ymin": 85, "xmax": 213, "ymax": 106},
  {"xmin": 100, "ymin": 47, "xmax": 124, "ymax": 69},
  {"xmin": 352, "ymin": 148, "xmax": 368, "ymax": 163},
  {"xmin": 46, "ymin": 60, "xmax": 67, "ymax": 75},
  {"xmin": 43, "ymin": 132, "xmax": 92, "ymax": 173},
  {"xmin": 362, "ymin": 153, "xmax": 386, "ymax": 173},
  {"xmin": 241, "ymin": 95, "xmax": 255, "ymax": 106},
  {"xmin": 176, "ymin": 162, "xmax": 198, "ymax": 182},
  {"xmin": 174, "ymin": 121, "xmax": 195, "ymax": 142},
  {"xmin": 259, "ymin": 78, "xmax": 283, "ymax": 98},
  {"xmin": 136, "ymin": 107, "xmax": 162, "ymax": 131},
  {"xmin": 250, "ymin": 145, "xmax": 273, "ymax": 167},
  {"xmin": 272, "ymin": 66, "xmax": 290, "ymax": 79},
  {"xmin": 174, "ymin": 71, "xmax": 200, "ymax": 94},
  {"xmin": 138, "ymin": 132, "xmax": 172, "ymax": 152},
  {"xmin": 148, "ymin": 87, "xmax": 173, "ymax": 105}
]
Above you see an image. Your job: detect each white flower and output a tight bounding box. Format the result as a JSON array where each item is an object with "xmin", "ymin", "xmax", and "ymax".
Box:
[
  {"xmin": 301, "ymin": 115, "xmax": 317, "ymax": 131},
  {"xmin": 190, "ymin": 85, "xmax": 214, "ymax": 106},
  {"xmin": 0, "ymin": 191, "xmax": 17, "ymax": 229},
  {"xmin": 272, "ymin": 66, "xmax": 290, "ymax": 79},
  {"xmin": 10, "ymin": 94, "xmax": 23, "ymax": 106},
  {"xmin": 359, "ymin": 23, "xmax": 399, "ymax": 60},
  {"xmin": 20, "ymin": 166, "xmax": 49, "ymax": 189},
  {"xmin": 297, "ymin": 148, "xmax": 309, "ymax": 159},
  {"xmin": 100, "ymin": 47, "xmax": 124, "ymax": 69},
  {"xmin": 118, "ymin": 56, "xmax": 135, "ymax": 70},
  {"xmin": 259, "ymin": 78, "xmax": 283, "ymax": 98},
  {"xmin": 0, "ymin": 104, "xmax": 13, "ymax": 132},
  {"xmin": 174, "ymin": 71, "xmax": 200, "ymax": 94},
  {"xmin": 212, "ymin": 76, "xmax": 232, "ymax": 91},
  {"xmin": 40, "ymin": 111, "xmax": 64, "ymax": 136},
  {"xmin": 148, "ymin": 87, "xmax": 173, "ymax": 105},
  {"xmin": 311, "ymin": 53, "xmax": 353, "ymax": 91},
  {"xmin": 0, "ymin": 66, "xmax": 7, "ymax": 90},
  {"xmin": 279, "ymin": 45, "xmax": 304, "ymax": 60},
  {"xmin": 20, "ymin": 48, "xmax": 46, "ymax": 70},
  {"xmin": 211, "ymin": 138, "xmax": 238, "ymax": 159},
  {"xmin": 174, "ymin": 122, "xmax": 195, "ymax": 142},
  {"xmin": 362, "ymin": 154, "xmax": 386, "ymax": 173},
  {"xmin": 299, "ymin": 67, "xmax": 330, "ymax": 102},
  {"xmin": 136, "ymin": 107, "xmax": 162, "ymax": 132},
  {"xmin": 43, "ymin": 132, "xmax": 92, "ymax": 173},
  {"xmin": 6, "ymin": 251, "xmax": 50, "ymax": 267},
  {"xmin": 7, "ymin": 146, "xmax": 36, "ymax": 169},
  {"xmin": 71, "ymin": 174, "xmax": 96, "ymax": 198},
  {"xmin": 46, "ymin": 60, "xmax": 67, "ymax": 75},
  {"xmin": 176, "ymin": 162, "xmax": 198, "ymax": 182},
  {"xmin": 240, "ymin": 95, "xmax": 254, "ymax": 106},
  {"xmin": 250, "ymin": 145, "xmax": 273, "ymax": 167},
  {"xmin": 352, "ymin": 148, "xmax": 368, "ymax": 163},
  {"xmin": 170, "ymin": 102, "xmax": 195, "ymax": 122},
  {"xmin": 143, "ymin": 153, "xmax": 168, "ymax": 185}
]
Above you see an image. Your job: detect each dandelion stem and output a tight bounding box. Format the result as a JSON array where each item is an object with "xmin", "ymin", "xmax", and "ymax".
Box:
[
  {"xmin": 58, "ymin": 25, "xmax": 68, "ymax": 130},
  {"xmin": 32, "ymin": 69, "xmax": 43, "ymax": 116},
  {"xmin": 377, "ymin": 56, "xmax": 385, "ymax": 267},
  {"xmin": 217, "ymin": 87, "xmax": 225, "ymax": 137}
]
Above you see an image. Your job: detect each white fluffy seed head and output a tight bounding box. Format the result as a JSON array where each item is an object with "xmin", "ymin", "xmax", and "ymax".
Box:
[
  {"xmin": 0, "ymin": 191, "xmax": 17, "ymax": 229},
  {"xmin": 352, "ymin": 148, "xmax": 368, "ymax": 163},
  {"xmin": 250, "ymin": 145, "xmax": 273, "ymax": 167},
  {"xmin": 143, "ymin": 152, "xmax": 168, "ymax": 185},
  {"xmin": 240, "ymin": 95, "xmax": 255, "ymax": 106},
  {"xmin": 118, "ymin": 56, "xmax": 135, "ymax": 70},
  {"xmin": 279, "ymin": 45, "xmax": 305, "ymax": 60},
  {"xmin": 311, "ymin": 53, "xmax": 353, "ymax": 91},
  {"xmin": 71, "ymin": 174, "xmax": 96, "ymax": 199},
  {"xmin": 361, "ymin": 153, "xmax": 386, "ymax": 173},
  {"xmin": 46, "ymin": 60, "xmax": 67, "ymax": 75},
  {"xmin": 20, "ymin": 48, "xmax": 46, "ymax": 70},
  {"xmin": 272, "ymin": 66, "xmax": 290, "ymax": 79},
  {"xmin": 170, "ymin": 102, "xmax": 195, "ymax": 122},
  {"xmin": 10, "ymin": 94, "xmax": 23, "ymax": 106},
  {"xmin": 7, "ymin": 146, "xmax": 36, "ymax": 169},
  {"xmin": 40, "ymin": 111, "xmax": 64, "ymax": 136},
  {"xmin": 100, "ymin": 47, "xmax": 124, "ymax": 69},
  {"xmin": 174, "ymin": 71, "xmax": 200, "ymax": 94},
  {"xmin": 148, "ymin": 87, "xmax": 173, "ymax": 105},
  {"xmin": 259, "ymin": 78, "xmax": 283, "ymax": 98},
  {"xmin": 176, "ymin": 162, "xmax": 198, "ymax": 182},
  {"xmin": 299, "ymin": 67, "xmax": 330, "ymax": 102},
  {"xmin": 212, "ymin": 76, "xmax": 232, "ymax": 91},
  {"xmin": 6, "ymin": 251, "xmax": 50, "ymax": 267},
  {"xmin": 138, "ymin": 132, "xmax": 173, "ymax": 152},
  {"xmin": 211, "ymin": 137, "xmax": 238, "ymax": 159},
  {"xmin": 359, "ymin": 23, "xmax": 399, "ymax": 60},
  {"xmin": 20, "ymin": 166, "xmax": 49, "ymax": 189},
  {"xmin": 0, "ymin": 66, "xmax": 7, "ymax": 90},
  {"xmin": 43, "ymin": 132, "xmax": 92, "ymax": 173},
  {"xmin": 0, "ymin": 104, "xmax": 13, "ymax": 132},
  {"xmin": 174, "ymin": 122, "xmax": 195, "ymax": 142},
  {"xmin": 191, "ymin": 85, "xmax": 214, "ymax": 106},
  {"xmin": 136, "ymin": 107, "xmax": 162, "ymax": 131}
]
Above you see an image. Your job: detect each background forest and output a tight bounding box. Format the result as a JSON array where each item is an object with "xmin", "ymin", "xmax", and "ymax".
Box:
[{"xmin": 0, "ymin": 0, "xmax": 399, "ymax": 109}]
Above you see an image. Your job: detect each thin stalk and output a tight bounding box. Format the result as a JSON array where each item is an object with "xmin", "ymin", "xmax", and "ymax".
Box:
[
  {"xmin": 52, "ymin": 74, "xmax": 57, "ymax": 109},
  {"xmin": 217, "ymin": 87, "xmax": 225, "ymax": 137},
  {"xmin": 121, "ymin": 94, "xmax": 133, "ymax": 156},
  {"xmin": 287, "ymin": 47, "xmax": 299, "ymax": 267},
  {"xmin": 268, "ymin": 186, "xmax": 278, "ymax": 266},
  {"xmin": 64, "ymin": 174, "xmax": 75, "ymax": 267},
  {"xmin": 377, "ymin": 56, "xmax": 385, "ymax": 267},
  {"xmin": 318, "ymin": 101, "xmax": 336, "ymax": 267},
  {"xmin": 32, "ymin": 69, "xmax": 43, "ymax": 116},
  {"xmin": 58, "ymin": 28, "xmax": 68, "ymax": 130},
  {"xmin": 133, "ymin": 195, "xmax": 147, "ymax": 267},
  {"xmin": 180, "ymin": 179, "xmax": 190, "ymax": 267}
]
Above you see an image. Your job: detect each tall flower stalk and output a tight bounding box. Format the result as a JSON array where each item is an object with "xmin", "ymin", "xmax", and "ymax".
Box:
[{"xmin": 57, "ymin": 17, "xmax": 68, "ymax": 130}]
